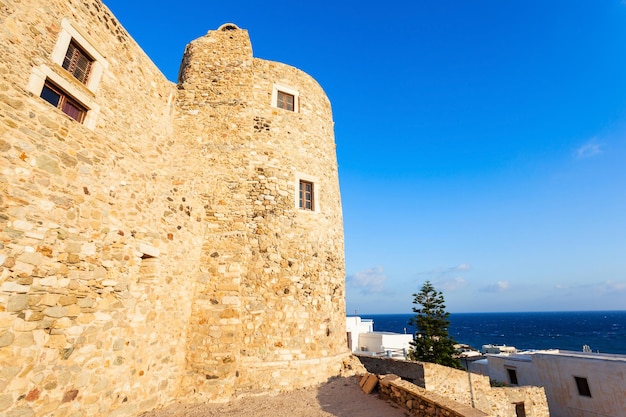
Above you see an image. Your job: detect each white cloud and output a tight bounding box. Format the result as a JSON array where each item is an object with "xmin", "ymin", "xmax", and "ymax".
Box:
[
  {"xmin": 347, "ymin": 266, "xmax": 388, "ymax": 295},
  {"xmin": 419, "ymin": 263, "xmax": 471, "ymax": 277},
  {"xmin": 575, "ymin": 139, "xmax": 602, "ymax": 159},
  {"xmin": 599, "ymin": 280, "xmax": 626, "ymax": 293},
  {"xmin": 437, "ymin": 276, "xmax": 468, "ymax": 292},
  {"xmin": 480, "ymin": 280, "xmax": 510, "ymax": 293},
  {"xmin": 417, "ymin": 263, "xmax": 471, "ymax": 292},
  {"xmin": 555, "ymin": 280, "xmax": 626, "ymax": 294},
  {"xmin": 455, "ymin": 263, "xmax": 471, "ymax": 271}
]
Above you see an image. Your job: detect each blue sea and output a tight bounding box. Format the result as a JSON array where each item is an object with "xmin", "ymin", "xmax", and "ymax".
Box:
[{"xmin": 357, "ymin": 311, "xmax": 626, "ymax": 355}]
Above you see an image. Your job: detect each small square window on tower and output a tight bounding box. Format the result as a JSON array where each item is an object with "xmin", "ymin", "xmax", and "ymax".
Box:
[
  {"xmin": 277, "ymin": 91, "xmax": 294, "ymax": 111},
  {"xmin": 299, "ymin": 180, "xmax": 314, "ymax": 211},
  {"xmin": 272, "ymin": 84, "xmax": 299, "ymax": 112}
]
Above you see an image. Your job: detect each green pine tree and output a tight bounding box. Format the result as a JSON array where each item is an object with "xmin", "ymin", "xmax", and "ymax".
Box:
[{"xmin": 408, "ymin": 281, "xmax": 461, "ymax": 368}]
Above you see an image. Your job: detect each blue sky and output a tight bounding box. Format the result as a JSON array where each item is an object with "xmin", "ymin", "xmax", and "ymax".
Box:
[{"xmin": 103, "ymin": 0, "xmax": 626, "ymax": 313}]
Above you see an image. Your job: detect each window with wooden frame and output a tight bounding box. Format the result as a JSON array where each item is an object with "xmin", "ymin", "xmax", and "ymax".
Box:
[
  {"xmin": 27, "ymin": 19, "xmax": 108, "ymax": 129},
  {"xmin": 40, "ymin": 80, "xmax": 88, "ymax": 123},
  {"xmin": 574, "ymin": 376, "xmax": 591, "ymax": 397},
  {"xmin": 277, "ymin": 90, "xmax": 295, "ymax": 111},
  {"xmin": 62, "ymin": 40, "xmax": 94, "ymax": 84},
  {"xmin": 272, "ymin": 84, "xmax": 299, "ymax": 113},
  {"xmin": 299, "ymin": 180, "xmax": 314, "ymax": 211}
]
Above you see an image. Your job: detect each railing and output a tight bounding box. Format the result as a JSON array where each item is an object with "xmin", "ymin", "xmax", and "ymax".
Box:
[{"xmin": 380, "ymin": 347, "xmax": 407, "ymax": 358}]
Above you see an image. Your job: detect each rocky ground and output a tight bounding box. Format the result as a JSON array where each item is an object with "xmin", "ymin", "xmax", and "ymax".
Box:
[{"xmin": 140, "ymin": 375, "xmax": 410, "ymax": 417}]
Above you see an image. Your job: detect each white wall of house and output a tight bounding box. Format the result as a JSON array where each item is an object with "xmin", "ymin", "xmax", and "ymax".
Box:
[
  {"xmin": 346, "ymin": 316, "xmax": 412, "ymax": 358},
  {"xmin": 486, "ymin": 353, "xmax": 541, "ymax": 387},
  {"xmin": 533, "ymin": 351, "xmax": 626, "ymax": 417},
  {"xmin": 358, "ymin": 332, "xmax": 413, "ymax": 356},
  {"xmin": 483, "ymin": 350, "xmax": 626, "ymax": 417},
  {"xmin": 346, "ymin": 316, "xmax": 373, "ymax": 352}
]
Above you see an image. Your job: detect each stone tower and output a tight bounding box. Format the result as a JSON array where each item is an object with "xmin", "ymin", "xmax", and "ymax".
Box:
[
  {"xmin": 175, "ymin": 24, "xmax": 347, "ymax": 399},
  {"xmin": 0, "ymin": 0, "xmax": 348, "ymax": 413}
]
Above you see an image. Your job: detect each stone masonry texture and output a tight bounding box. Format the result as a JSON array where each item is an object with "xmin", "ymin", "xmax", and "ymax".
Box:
[
  {"xmin": 359, "ymin": 356, "xmax": 550, "ymax": 417},
  {"xmin": 0, "ymin": 1, "xmax": 348, "ymax": 416}
]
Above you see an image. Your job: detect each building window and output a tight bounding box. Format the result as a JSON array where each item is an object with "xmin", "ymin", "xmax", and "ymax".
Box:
[
  {"xmin": 506, "ymin": 368, "xmax": 519, "ymax": 385},
  {"xmin": 272, "ymin": 84, "xmax": 299, "ymax": 113},
  {"xmin": 299, "ymin": 180, "xmax": 314, "ymax": 211},
  {"xmin": 26, "ymin": 18, "xmax": 108, "ymax": 130},
  {"xmin": 62, "ymin": 40, "xmax": 93, "ymax": 84},
  {"xmin": 514, "ymin": 402, "xmax": 526, "ymax": 417},
  {"xmin": 277, "ymin": 91, "xmax": 294, "ymax": 111},
  {"xmin": 574, "ymin": 376, "xmax": 591, "ymax": 397},
  {"xmin": 40, "ymin": 80, "xmax": 87, "ymax": 123}
]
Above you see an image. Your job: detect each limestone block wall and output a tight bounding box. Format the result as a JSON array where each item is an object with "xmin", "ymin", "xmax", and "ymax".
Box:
[
  {"xmin": 2, "ymin": 1, "xmax": 348, "ymax": 415},
  {"xmin": 175, "ymin": 24, "xmax": 348, "ymax": 400},
  {"xmin": 358, "ymin": 356, "xmax": 549, "ymax": 417},
  {"xmin": 357, "ymin": 353, "xmax": 427, "ymax": 385},
  {"xmin": 0, "ymin": 0, "xmax": 201, "ymax": 415},
  {"xmin": 378, "ymin": 375, "xmax": 488, "ymax": 417},
  {"xmin": 487, "ymin": 386, "xmax": 550, "ymax": 417},
  {"xmin": 420, "ymin": 362, "xmax": 548, "ymax": 417}
]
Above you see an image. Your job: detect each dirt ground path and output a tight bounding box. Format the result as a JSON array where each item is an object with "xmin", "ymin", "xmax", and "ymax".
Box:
[{"xmin": 140, "ymin": 376, "xmax": 410, "ymax": 417}]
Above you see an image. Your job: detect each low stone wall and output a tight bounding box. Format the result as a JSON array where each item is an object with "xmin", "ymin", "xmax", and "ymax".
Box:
[
  {"xmin": 378, "ymin": 375, "xmax": 488, "ymax": 417},
  {"xmin": 488, "ymin": 386, "xmax": 550, "ymax": 417},
  {"xmin": 358, "ymin": 355, "xmax": 549, "ymax": 417},
  {"xmin": 357, "ymin": 354, "xmax": 425, "ymax": 385}
]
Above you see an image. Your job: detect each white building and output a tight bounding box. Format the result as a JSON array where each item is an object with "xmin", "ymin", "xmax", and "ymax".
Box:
[
  {"xmin": 346, "ymin": 316, "xmax": 413, "ymax": 359},
  {"xmin": 346, "ymin": 316, "xmax": 373, "ymax": 352},
  {"xmin": 474, "ymin": 350, "xmax": 626, "ymax": 417},
  {"xmin": 482, "ymin": 344, "xmax": 518, "ymax": 354}
]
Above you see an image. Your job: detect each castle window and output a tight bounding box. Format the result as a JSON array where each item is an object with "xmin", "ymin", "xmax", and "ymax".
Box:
[
  {"xmin": 272, "ymin": 84, "xmax": 299, "ymax": 113},
  {"xmin": 295, "ymin": 173, "xmax": 320, "ymax": 213},
  {"xmin": 40, "ymin": 80, "xmax": 88, "ymax": 122},
  {"xmin": 574, "ymin": 376, "xmax": 591, "ymax": 397},
  {"xmin": 277, "ymin": 91, "xmax": 294, "ymax": 111},
  {"xmin": 62, "ymin": 40, "xmax": 93, "ymax": 84},
  {"xmin": 299, "ymin": 180, "xmax": 314, "ymax": 210},
  {"xmin": 514, "ymin": 402, "xmax": 526, "ymax": 417},
  {"xmin": 506, "ymin": 368, "xmax": 518, "ymax": 385},
  {"xmin": 219, "ymin": 23, "xmax": 239, "ymax": 31},
  {"xmin": 26, "ymin": 18, "xmax": 108, "ymax": 130}
]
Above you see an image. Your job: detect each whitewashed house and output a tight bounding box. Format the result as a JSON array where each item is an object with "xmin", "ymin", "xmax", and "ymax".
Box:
[
  {"xmin": 346, "ymin": 316, "xmax": 413, "ymax": 358},
  {"xmin": 473, "ymin": 350, "xmax": 626, "ymax": 417}
]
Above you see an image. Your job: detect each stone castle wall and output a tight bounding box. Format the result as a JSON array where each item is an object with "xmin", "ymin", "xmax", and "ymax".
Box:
[
  {"xmin": 358, "ymin": 356, "xmax": 549, "ymax": 417},
  {"xmin": 175, "ymin": 24, "xmax": 347, "ymax": 401},
  {"xmin": 378, "ymin": 374, "xmax": 488, "ymax": 417},
  {"xmin": 0, "ymin": 1, "xmax": 347, "ymax": 416}
]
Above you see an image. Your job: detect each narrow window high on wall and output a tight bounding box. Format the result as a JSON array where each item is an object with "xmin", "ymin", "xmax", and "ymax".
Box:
[
  {"xmin": 299, "ymin": 180, "xmax": 314, "ymax": 211},
  {"xmin": 272, "ymin": 84, "xmax": 299, "ymax": 113},
  {"xmin": 40, "ymin": 80, "xmax": 87, "ymax": 123},
  {"xmin": 574, "ymin": 376, "xmax": 591, "ymax": 397},
  {"xmin": 26, "ymin": 18, "xmax": 109, "ymax": 130},
  {"xmin": 62, "ymin": 40, "xmax": 93, "ymax": 84},
  {"xmin": 277, "ymin": 91, "xmax": 294, "ymax": 111}
]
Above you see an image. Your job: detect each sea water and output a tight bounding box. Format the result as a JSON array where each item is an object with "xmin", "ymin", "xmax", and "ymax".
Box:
[{"xmin": 357, "ymin": 311, "xmax": 626, "ymax": 354}]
